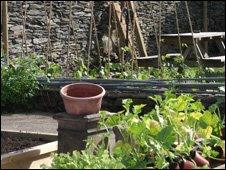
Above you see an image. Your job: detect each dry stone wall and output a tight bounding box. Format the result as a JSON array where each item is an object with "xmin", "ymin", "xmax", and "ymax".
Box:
[{"xmin": 5, "ymin": 1, "xmax": 225, "ymax": 68}]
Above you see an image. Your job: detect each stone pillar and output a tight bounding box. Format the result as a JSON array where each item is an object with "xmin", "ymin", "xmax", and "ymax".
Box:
[{"xmin": 53, "ymin": 112, "xmax": 114, "ymax": 154}]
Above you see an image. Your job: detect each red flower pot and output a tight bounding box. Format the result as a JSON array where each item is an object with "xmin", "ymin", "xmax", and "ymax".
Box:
[{"xmin": 60, "ymin": 83, "xmax": 105, "ymax": 115}]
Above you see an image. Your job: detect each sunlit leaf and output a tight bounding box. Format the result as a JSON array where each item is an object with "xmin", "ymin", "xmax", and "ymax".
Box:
[
  {"xmin": 190, "ymin": 111, "xmax": 203, "ymax": 120},
  {"xmin": 132, "ymin": 104, "xmax": 146, "ymax": 114}
]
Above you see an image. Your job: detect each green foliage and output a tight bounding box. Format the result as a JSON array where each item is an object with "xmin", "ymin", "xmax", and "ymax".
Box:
[
  {"xmin": 1, "ymin": 53, "xmax": 63, "ymax": 110},
  {"xmin": 44, "ymin": 139, "xmax": 125, "ymax": 169},
  {"xmin": 121, "ymin": 46, "xmax": 131, "ymax": 53},
  {"xmin": 99, "ymin": 91, "xmax": 224, "ymax": 169},
  {"xmin": 73, "ymin": 58, "xmax": 88, "ymax": 79},
  {"xmin": 34, "ymin": 52, "xmax": 225, "ymax": 80},
  {"xmin": 43, "ymin": 91, "xmax": 224, "ymax": 169},
  {"xmin": 46, "ymin": 63, "xmax": 62, "ymax": 78},
  {"xmin": 1, "ymin": 54, "xmax": 42, "ymax": 110}
]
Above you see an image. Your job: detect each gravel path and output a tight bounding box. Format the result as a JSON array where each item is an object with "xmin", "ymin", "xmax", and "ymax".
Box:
[{"xmin": 1, "ymin": 112, "xmax": 58, "ymax": 134}]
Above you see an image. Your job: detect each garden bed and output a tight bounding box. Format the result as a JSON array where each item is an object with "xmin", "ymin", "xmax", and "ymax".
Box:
[
  {"xmin": 1, "ymin": 130, "xmax": 57, "ymax": 169},
  {"xmin": 1, "ymin": 130, "xmax": 57, "ymax": 154},
  {"xmin": 1, "ymin": 135, "xmax": 46, "ymax": 155}
]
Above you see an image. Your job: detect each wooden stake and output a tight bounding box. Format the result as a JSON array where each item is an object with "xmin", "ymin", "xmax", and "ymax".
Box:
[
  {"xmin": 108, "ymin": 2, "xmax": 112, "ymax": 73},
  {"xmin": 87, "ymin": 1, "xmax": 93, "ymax": 73},
  {"xmin": 2, "ymin": 1, "xmax": 9, "ymax": 64}
]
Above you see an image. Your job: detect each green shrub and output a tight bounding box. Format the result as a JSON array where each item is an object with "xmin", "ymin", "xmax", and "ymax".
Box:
[{"xmin": 1, "ymin": 54, "xmax": 43, "ymax": 110}]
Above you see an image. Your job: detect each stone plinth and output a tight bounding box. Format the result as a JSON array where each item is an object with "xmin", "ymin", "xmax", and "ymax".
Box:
[{"xmin": 53, "ymin": 112, "xmax": 113, "ymax": 154}]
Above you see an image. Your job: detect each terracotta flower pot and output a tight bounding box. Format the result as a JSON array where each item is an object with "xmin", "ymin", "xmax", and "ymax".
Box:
[
  {"xmin": 180, "ymin": 158, "xmax": 196, "ymax": 169},
  {"xmin": 190, "ymin": 150, "xmax": 209, "ymax": 167},
  {"xmin": 60, "ymin": 83, "xmax": 105, "ymax": 115}
]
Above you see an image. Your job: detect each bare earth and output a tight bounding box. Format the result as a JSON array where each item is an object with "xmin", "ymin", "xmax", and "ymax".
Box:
[{"xmin": 1, "ymin": 112, "xmax": 58, "ymax": 134}]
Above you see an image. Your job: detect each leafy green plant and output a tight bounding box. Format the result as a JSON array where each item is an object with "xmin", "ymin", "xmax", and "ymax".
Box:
[
  {"xmin": 71, "ymin": 53, "xmax": 224, "ymax": 80},
  {"xmin": 1, "ymin": 54, "xmax": 45, "ymax": 110},
  {"xmin": 46, "ymin": 63, "xmax": 62, "ymax": 78},
  {"xmin": 43, "ymin": 91, "xmax": 224, "ymax": 169},
  {"xmin": 121, "ymin": 46, "xmax": 131, "ymax": 53},
  {"xmin": 73, "ymin": 58, "xmax": 88, "ymax": 79},
  {"xmin": 99, "ymin": 91, "xmax": 224, "ymax": 169},
  {"xmin": 43, "ymin": 138, "xmax": 125, "ymax": 169}
]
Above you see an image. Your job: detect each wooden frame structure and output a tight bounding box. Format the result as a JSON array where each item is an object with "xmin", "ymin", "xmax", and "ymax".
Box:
[
  {"xmin": 112, "ymin": 2, "xmax": 148, "ymax": 60},
  {"xmin": 161, "ymin": 32, "xmax": 225, "ymax": 67}
]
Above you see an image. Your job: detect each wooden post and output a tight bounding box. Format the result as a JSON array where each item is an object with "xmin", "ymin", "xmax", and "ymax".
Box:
[
  {"xmin": 2, "ymin": 1, "xmax": 9, "ymax": 64},
  {"xmin": 203, "ymin": 1, "xmax": 208, "ymax": 52}
]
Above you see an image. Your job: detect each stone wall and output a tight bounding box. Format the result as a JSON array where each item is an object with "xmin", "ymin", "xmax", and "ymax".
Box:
[
  {"xmin": 4, "ymin": 1, "xmax": 225, "ymax": 70},
  {"xmin": 7, "ymin": 1, "xmax": 92, "ymax": 72}
]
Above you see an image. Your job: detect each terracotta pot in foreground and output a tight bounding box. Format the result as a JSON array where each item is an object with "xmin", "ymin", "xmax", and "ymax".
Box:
[
  {"xmin": 190, "ymin": 150, "xmax": 209, "ymax": 167},
  {"xmin": 180, "ymin": 158, "xmax": 196, "ymax": 169},
  {"xmin": 60, "ymin": 83, "xmax": 105, "ymax": 115}
]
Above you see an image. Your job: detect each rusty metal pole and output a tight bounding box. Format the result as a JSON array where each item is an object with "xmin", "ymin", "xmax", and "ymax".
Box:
[{"xmin": 2, "ymin": 1, "xmax": 9, "ymax": 64}]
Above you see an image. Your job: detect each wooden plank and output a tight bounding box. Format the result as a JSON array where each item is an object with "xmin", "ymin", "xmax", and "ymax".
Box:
[
  {"xmin": 127, "ymin": 1, "xmax": 148, "ymax": 57},
  {"xmin": 137, "ymin": 55, "xmax": 158, "ymax": 60},
  {"xmin": 203, "ymin": 56, "xmax": 225, "ymax": 62},
  {"xmin": 2, "ymin": 153, "xmax": 54, "ymax": 169},
  {"xmin": 1, "ymin": 141, "xmax": 58, "ymax": 169},
  {"xmin": 161, "ymin": 32, "xmax": 225, "ymax": 39}
]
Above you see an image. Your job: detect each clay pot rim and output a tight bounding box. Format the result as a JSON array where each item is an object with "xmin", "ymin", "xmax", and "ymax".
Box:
[{"xmin": 60, "ymin": 82, "xmax": 106, "ymax": 100}]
